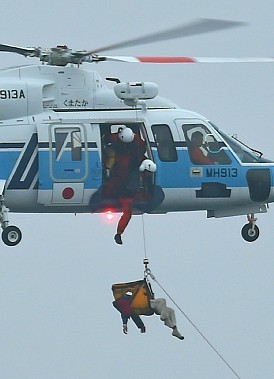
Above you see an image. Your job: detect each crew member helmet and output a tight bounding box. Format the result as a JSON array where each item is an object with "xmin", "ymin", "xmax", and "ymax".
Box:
[
  {"xmin": 139, "ymin": 159, "xmax": 157, "ymax": 173},
  {"xmin": 118, "ymin": 127, "xmax": 134, "ymax": 143}
]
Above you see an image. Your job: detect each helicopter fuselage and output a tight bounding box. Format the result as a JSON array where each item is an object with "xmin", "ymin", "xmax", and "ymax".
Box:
[{"xmin": 0, "ymin": 64, "xmax": 273, "ymax": 243}]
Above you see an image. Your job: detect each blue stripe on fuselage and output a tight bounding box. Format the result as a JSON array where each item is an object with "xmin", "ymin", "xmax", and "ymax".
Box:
[{"xmin": 153, "ymin": 148, "xmax": 249, "ymax": 189}]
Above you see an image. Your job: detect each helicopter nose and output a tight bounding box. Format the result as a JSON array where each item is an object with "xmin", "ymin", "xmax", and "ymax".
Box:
[
  {"xmin": 270, "ymin": 166, "xmax": 274, "ymax": 202},
  {"xmin": 246, "ymin": 168, "xmax": 274, "ymax": 203},
  {"xmin": 264, "ymin": 166, "xmax": 274, "ymax": 204}
]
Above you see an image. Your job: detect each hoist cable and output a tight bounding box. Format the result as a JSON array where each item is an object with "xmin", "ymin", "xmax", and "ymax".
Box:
[
  {"xmin": 141, "ymin": 214, "xmax": 148, "ymax": 259},
  {"xmin": 145, "ymin": 268, "xmax": 241, "ymax": 379},
  {"xmin": 137, "ymin": 117, "xmax": 148, "ymax": 261},
  {"xmin": 140, "ymin": 207, "xmax": 240, "ymax": 377}
]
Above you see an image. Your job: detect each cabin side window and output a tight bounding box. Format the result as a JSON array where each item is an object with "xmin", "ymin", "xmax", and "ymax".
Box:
[
  {"xmin": 71, "ymin": 130, "xmax": 82, "ymax": 161},
  {"xmin": 151, "ymin": 124, "xmax": 177, "ymax": 162},
  {"xmin": 54, "ymin": 127, "xmax": 82, "ymax": 162},
  {"xmin": 182, "ymin": 124, "xmax": 231, "ymax": 165}
]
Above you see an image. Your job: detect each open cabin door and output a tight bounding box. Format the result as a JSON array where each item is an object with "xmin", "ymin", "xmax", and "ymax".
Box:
[{"xmin": 37, "ymin": 122, "xmax": 101, "ymax": 206}]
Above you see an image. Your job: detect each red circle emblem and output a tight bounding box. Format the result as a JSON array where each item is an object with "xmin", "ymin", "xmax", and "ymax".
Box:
[{"xmin": 62, "ymin": 187, "xmax": 74, "ymax": 200}]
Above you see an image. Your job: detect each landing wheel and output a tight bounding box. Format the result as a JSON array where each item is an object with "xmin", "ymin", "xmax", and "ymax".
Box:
[
  {"xmin": 241, "ymin": 223, "xmax": 259, "ymax": 242},
  {"xmin": 2, "ymin": 225, "xmax": 22, "ymax": 246}
]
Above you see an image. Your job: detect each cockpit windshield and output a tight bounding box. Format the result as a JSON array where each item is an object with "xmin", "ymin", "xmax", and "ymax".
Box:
[{"xmin": 210, "ymin": 123, "xmax": 271, "ymax": 163}]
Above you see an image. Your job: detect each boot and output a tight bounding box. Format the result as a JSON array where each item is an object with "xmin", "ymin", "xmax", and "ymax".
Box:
[
  {"xmin": 172, "ymin": 326, "xmax": 184, "ymax": 340},
  {"xmin": 114, "ymin": 233, "xmax": 122, "ymax": 244}
]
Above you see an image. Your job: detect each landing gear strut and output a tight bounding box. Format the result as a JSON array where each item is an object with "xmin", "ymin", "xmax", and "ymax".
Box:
[
  {"xmin": 241, "ymin": 213, "xmax": 259, "ymax": 242},
  {"xmin": 0, "ymin": 195, "xmax": 22, "ymax": 246}
]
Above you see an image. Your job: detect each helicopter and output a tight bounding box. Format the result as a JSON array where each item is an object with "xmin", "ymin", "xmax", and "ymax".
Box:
[{"xmin": 0, "ymin": 18, "xmax": 274, "ymax": 246}]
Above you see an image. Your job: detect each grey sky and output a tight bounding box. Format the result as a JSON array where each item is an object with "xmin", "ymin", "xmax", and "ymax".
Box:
[{"xmin": 0, "ymin": 1, "xmax": 274, "ymax": 378}]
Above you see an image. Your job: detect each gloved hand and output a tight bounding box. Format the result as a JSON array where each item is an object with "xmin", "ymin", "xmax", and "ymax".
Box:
[
  {"xmin": 105, "ymin": 168, "xmax": 111, "ymax": 179},
  {"xmin": 123, "ymin": 324, "xmax": 128, "ymax": 334}
]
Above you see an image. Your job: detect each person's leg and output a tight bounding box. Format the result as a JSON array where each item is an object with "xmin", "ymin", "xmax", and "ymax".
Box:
[
  {"xmin": 131, "ymin": 314, "xmax": 146, "ymax": 333},
  {"xmin": 114, "ymin": 198, "xmax": 133, "ymax": 244}
]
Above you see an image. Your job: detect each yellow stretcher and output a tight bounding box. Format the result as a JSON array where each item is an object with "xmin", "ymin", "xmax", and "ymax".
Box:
[{"xmin": 111, "ymin": 279, "xmax": 154, "ymax": 316}]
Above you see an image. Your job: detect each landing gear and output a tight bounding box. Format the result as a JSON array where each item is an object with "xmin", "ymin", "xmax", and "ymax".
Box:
[
  {"xmin": 0, "ymin": 195, "xmax": 22, "ymax": 246},
  {"xmin": 241, "ymin": 213, "xmax": 259, "ymax": 242},
  {"xmin": 2, "ymin": 225, "xmax": 22, "ymax": 246}
]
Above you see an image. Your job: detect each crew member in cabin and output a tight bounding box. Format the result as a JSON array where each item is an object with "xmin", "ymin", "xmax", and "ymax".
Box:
[
  {"xmin": 103, "ymin": 126, "xmax": 147, "ymax": 244},
  {"xmin": 189, "ymin": 130, "xmax": 214, "ymax": 165}
]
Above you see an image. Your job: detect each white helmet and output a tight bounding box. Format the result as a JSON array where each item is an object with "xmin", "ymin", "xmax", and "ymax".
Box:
[
  {"xmin": 139, "ymin": 159, "xmax": 157, "ymax": 173},
  {"xmin": 118, "ymin": 127, "xmax": 134, "ymax": 143}
]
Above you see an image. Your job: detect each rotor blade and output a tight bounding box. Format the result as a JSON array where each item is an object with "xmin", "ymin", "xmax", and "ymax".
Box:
[
  {"xmin": 96, "ymin": 56, "xmax": 274, "ymax": 64},
  {"xmin": 84, "ymin": 18, "xmax": 245, "ymax": 55},
  {"xmin": 0, "ymin": 43, "xmax": 39, "ymax": 57}
]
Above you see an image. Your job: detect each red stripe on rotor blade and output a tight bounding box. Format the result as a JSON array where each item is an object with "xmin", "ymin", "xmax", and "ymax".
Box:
[{"xmin": 136, "ymin": 57, "xmax": 196, "ymax": 63}]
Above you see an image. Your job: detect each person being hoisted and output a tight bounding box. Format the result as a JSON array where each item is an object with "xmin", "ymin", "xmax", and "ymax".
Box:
[
  {"xmin": 113, "ymin": 290, "xmax": 146, "ymax": 334},
  {"xmin": 112, "ymin": 278, "xmax": 184, "ymax": 340},
  {"xmin": 150, "ymin": 296, "xmax": 184, "ymax": 340}
]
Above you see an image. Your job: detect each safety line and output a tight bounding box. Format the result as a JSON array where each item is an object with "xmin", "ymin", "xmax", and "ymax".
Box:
[{"xmin": 146, "ymin": 269, "xmax": 241, "ymax": 379}]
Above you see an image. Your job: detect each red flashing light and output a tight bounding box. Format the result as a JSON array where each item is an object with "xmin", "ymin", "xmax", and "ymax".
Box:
[{"xmin": 105, "ymin": 210, "xmax": 114, "ymax": 221}]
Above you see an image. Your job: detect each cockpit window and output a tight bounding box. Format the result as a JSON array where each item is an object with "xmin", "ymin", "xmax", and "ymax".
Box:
[
  {"xmin": 182, "ymin": 124, "xmax": 231, "ymax": 165},
  {"xmin": 210, "ymin": 123, "xmax": 266, "ymax": 163}
]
